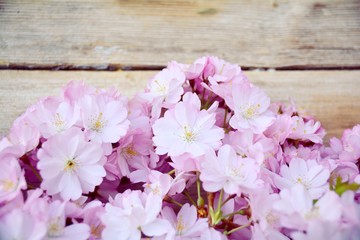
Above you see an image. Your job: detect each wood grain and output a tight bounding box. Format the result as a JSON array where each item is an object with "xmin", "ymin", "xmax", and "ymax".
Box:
[
  {"xmin": 1, "ymin": 70, "xmax": 359, "ymax": 142},
  {"xmin": 1, "ymin": 0, "xmax": 360, "ymax": 68}
]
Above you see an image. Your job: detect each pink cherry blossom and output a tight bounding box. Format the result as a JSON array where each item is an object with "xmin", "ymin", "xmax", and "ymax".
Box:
[
  {"xmin": 82, "ymin": 200, "xmax": 105, "ymax": 240},
  {"xmin": 37, "ymin": 127, "xmax": 106, "ymax": 200},
  {"xmin": 249, "ymin": 190, "xmax": 284, "ymax": 237},
  {"xmin": 141, "ymin": 64, "xmax": 186, "ymax": 118},
  {"xmin": 224, "ymin": 130, "xmax": 276, "ymax": 165},
  {"xmin": 200, "ymin": 145, "xmax": 262, "ymax": 195},
  {"xmin": 62, "ymin": 81, "xmax": 96, "ymax": 103},
  {"xmin": 160, "ymin": 203, "xmax": 208, "ymax": 239},
  {"xmin": 264, "ymin": 114, "xmax": 293, "ymax": 144},
  {"xmin": 288, "ymin": 116, "xmax": 324, "ymax": 143},
  {"xmin": 273, "ymin": 185, "xmax": 342, "ymax": 231},
  {"xmin": 229, "ymin": 81, "xmax": 274, "ymax": 134},
  {"xmin": 28, "ymin": 97, "xmax": 79, "ymax": 138},
  {"xmin": 46, "ymin": 200, "xmax": 90, "ymax": 239},
  {"xmin": 153, "ymin": 92, "xmax": 224, "ymax": 158},
  {"xmin": 274, "ymin": 157, "xmax": 330, "ymax": 199},
  {"xmin": 0, "ymin": 209, "xmax": 47, "ymax": 240},
  {"xmin": 81, "ymin": 94, "xmax": 130, "ymax": 143},
  {"xmin": 3, "ymin": 57, "xmax": 360, "ymax": 240},
  {"xmin": 8, "ymin": 113, "xmax": 40, "ymax": 154},
  {"xmin": 102, "ymin": 190, "xmax": 167, "ymax": 239},
  {"xmin": 0, "ymin": 155, "xmax": 26, "ymax": 203},
  {"xmin": 114, "ymin": 127, "xmax": 153, "ymax": 178}
]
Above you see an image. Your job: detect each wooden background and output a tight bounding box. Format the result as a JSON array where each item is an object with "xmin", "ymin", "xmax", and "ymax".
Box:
[{"xmin": 0, "ymin": 0, "xmax": 360, "ymax": 142}]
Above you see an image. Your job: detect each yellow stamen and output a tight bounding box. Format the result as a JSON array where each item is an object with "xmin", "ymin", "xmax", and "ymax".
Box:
[
  {"xmin": 154, "ymin": 80, "xmax": 167, "ymax": 95},
  {"xmin": 64, "ymin": 159, "xmax": 77, "ymax": 172},
  {"xmin": 90, "ymin": 224, "xmax": 104, "ymax": 238},
  {"xmin": 47, "ymin": 219, "xmax": 63, "ymax": 237},
  {"xmin": 176, "ymin": 215, "xmax": 186, "ymax": 235},
  {"xmin": 54, "ymin": 113, "xmax": 65, "ymax": 127},
  {"xmin": 241, "ymin": 104, "xmax": 261, "ymax": 120},
  {"xmin": 91, "ymin": 112, "xmax": 107, "ymax": 132},
  {"xmin": 183, "ymin": 126, "xmax": 196, "ymax": 143},
  {"xmin": 1, "ymin": 179, "xmax": 15, "ymax": 191},
  {"xmin": 124, "ymin": 146, "xmax": 137, "ymax": 156}
]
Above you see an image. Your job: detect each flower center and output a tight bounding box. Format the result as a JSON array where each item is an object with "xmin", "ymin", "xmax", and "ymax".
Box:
[
  {"xmin": 90, "ymin": 224, "xmax": 104, "ymax": 238},
  {"xmin": 265, "ymin": 212, "xmax": 278, "ymax": 225},
  {"xmin": 153, "ymin": 80, "xmax": 167, "ymax": 95},
  {"xmin": 47, "ymin": 219, "xmax": 63, "ymax": 237},
  {"xmin": 240, "ymin": 104, "xmax": 260, "ymax": 120},
  {"xmin": 121, "ymin": 145, "xmax": 138, "ymax": 160},
  {"xmin": 53, "ymin": 113, "xmax": 65, "ymax": 130},
  {"xmin": 295, "ymin": 177, "xmax": 310, "ymax": 189},
  {"xmin": 64, "ymin": 159, "xmax": 77, "ymax": 172},
  {"xmin": 182, "ymin": 126, "xmax": 196, "ymax": 143},
  {"xmin": 305, "ymin": 206, "xmax": 320, "ymax": 220},
  {"xmin": 90, "ymin": 112, "xmax": 107, "ymax": 133},
  {"xmin": 1, "ymin": 179, "xmax": 15, "ymax": 191}
]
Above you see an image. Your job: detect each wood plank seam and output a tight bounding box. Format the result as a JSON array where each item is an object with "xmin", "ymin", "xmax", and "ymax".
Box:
[{"xmin": 1, "ymin": 64, "xmax": 360, "ymax": 72}]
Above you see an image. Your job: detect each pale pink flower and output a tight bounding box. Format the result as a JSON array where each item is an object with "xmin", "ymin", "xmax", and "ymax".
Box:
[
  {"xmin": 160, "ymin": 203, "xmax": 208, "ymax": 239},
  {"xmin": 251, "ymin": 223, "xmax": 289, "ymax": 240},
  {"xmin": 288, "ymin": 116, "xmax": 324, "ymax": 143},
  {"xmin": 81, "ymin": 94, "xmax": 130, "ymax": 143},
  {"xmin": 0, "ymin": 208, "xmax": 47, "ymax": 240},
  {"xmin": 169, "ymin": 153, "xmax": 206, "ymax": 172},
  {"xmin": 0, "ymin": 156, "xmax": 26, "ymax": 203},
  {"xmin": 143, "ymin": 171, "xmax": 173, "ymax": 198},
  {"xmin": 143, "ymin": 65, "xmax": 185, "ymax": 106},
  {"xmin": 8, "ymin": 113, "xmax": 40, "ymax": 154},
  {"xmin": 224, "ymin": 130, "xmax": 276, "ymax": 165},
  {"xmin": 143, "ymin": 170, "xmax": 185, "ymax": 198},
  {"xmin": 140, "ymin": 64, "xmax": 186, "ymax": 119},
  {"xmin": 184, "ymin": 56, "xmax": 207, "ymax": 79},
  {"xmin": 102, "ymin": 190, "xmax": 167, "ymax": 239},
  {"xmin": 82, "ymin": 200, "xmax": 105, "ymax": 240},
  {"xmin": 274, "ymin": 158, "xmax": 330, "ymax": 199},
  {"xmin": 249, "ymin": 191, "xmax": 283, "ymax": 235},
  {"xmin": 115, "ymin": 128, "xmax": 153, "ymax": 178},
  {"xmin": 62, "ymin": 81, "xmax": 96, "ymax": 103},
  {"xmin": 273, "ymin": 185, "xmax": 342, "ymax": 231},
  {"xmin": 200, "ymin": 227, "xmax": 227, "ymax": 240},
  {"xmin": 37, "ymin": 127, "xmax": 106, "ymax": 200},
  {"xmin": 338, "ymin": 191, "xmax": 360, "ymax": 238},
  {"xmin": 264, "ymin": 114, "xmax": 293, "ymax": 144},
  {"xmin": 203, "ymin": 56, "xmax": 247, "ymax": 101},
  {"xmin": 291, "ymin": 221, "xmax": 343, "ymax": 240},
  {"xmin": 200, "ymin": 145, "xmax": 262, "ymax": 195},
  {"xmin": 26, "ymin": 95, "xmax": 79, "ymax": 139},
  {"xmin": 229, "ymin": 81, "xmax": 274, "ymax": 134},
  {"xmin": 46, "ymin": 200, "xmax": 90, "ymax": 239},
  {"xmin": 153, "ymin": 92, "xmax": 224, "ymax": 157},
  {"xmin": 330, "ymin": 124, "xmax": 360, "ymax": 162}
]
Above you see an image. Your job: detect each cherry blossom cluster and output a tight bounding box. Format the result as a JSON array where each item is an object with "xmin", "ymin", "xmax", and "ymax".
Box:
[{"xmin": 1, "ymin": 56, "xmax": 360, "ymax": 240}]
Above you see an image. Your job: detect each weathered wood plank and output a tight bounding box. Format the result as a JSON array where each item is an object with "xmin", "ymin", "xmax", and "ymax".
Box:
[
  {"xmin": 0, "ymin": 0, "xmax": 360, "ymax": 68},
  {"xmin": 0, "ymin": 70, "xmax": 359, "ymax": 142}
]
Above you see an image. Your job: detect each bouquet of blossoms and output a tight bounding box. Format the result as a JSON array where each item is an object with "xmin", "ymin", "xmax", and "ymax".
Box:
[{"xmin": 1, "ymin": 56, "xmax": 360, "ymax": 240}]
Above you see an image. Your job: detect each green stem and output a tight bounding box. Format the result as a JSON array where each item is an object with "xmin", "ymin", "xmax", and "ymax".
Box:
[
  {"xmin": 216, "ymin": 189, "xmax": 224, "ymax": 213},
  {"xmin": 166, "ymin": 197, "xmax": 183, "ymax": 207},
  {"xmin": 167, "ymin": 169, "xmax": 175, "ymax": 175},
  {"xmin": 221, "ymin": 194, "xmax": 236, "ymax": 206},
  {"xmin": 183, "ymin": 190, "xmax": 197, "ymax": 206},
  {"xmin": 196, "ymin": 172, "xmax": 204, "ymax": 206},
  {"xmin": 222, "ymin": 210, "xmax": 244, "ymax": 219},
  {"xmin": 224, "ymin": 222, "xmax": 251, "ymax": 235}
]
